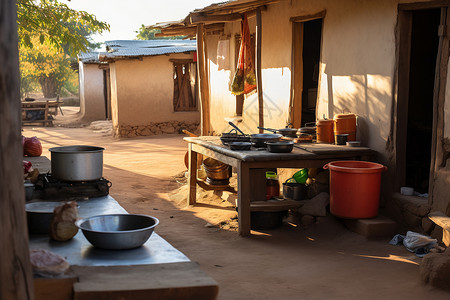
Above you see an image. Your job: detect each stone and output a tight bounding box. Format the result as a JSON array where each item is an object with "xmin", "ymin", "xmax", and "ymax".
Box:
[
  {"xmin": 298, "ymin": 192, "xmax": 329, "ymax": 217},
  {"xmin": 161, "ymin": 125, "xmax": 175, "ymax": 134},
  {"xmin": 420, "ymin": 247, "xmax": 450, "ymax": 290},
  {"xmin": 141, "ymin": 128, "xmax": 152, "ymax": 136},
  {"xmin": 342, "ymin": 215, "xmax": 397, "ymax": 238}
]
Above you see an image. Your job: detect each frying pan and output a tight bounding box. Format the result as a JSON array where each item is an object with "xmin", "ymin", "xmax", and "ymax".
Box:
[
  {"xmin": 228, "ymin": 121, "xmax": 247, "ymax": 136},
  {"xmin": 251, "ymin": 133, "xmax": 282, "ymax": 148},
  {"xmin": 258, "ymin": 126, "xmax": 298, "ymax": 137}
]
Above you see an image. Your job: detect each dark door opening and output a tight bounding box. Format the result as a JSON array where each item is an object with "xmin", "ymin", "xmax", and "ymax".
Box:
[
  {"xmin": 405, "ymin": 9, "xmax": 440, "ymax": 193},
  {"xmin": 291, "ymin": 17, "xmax": 323, "ymax": 128},
  {"xmin": 301, "ymin": 19, "xmax": 322, "ymax": 125}
]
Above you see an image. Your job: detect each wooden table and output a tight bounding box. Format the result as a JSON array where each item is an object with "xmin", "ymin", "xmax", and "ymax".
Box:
[{"xmin": 185, "ymin": 136, "xmax": 376, "ymax": 236}]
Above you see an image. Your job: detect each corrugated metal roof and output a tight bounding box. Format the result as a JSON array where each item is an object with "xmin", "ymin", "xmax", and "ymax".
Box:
[
  {"xmin": 79, "ymin": 40, "xmax": 196, "ymax": 63},
  {"xmin": 100, "ymin": 45, "xmax": 196, "ymax": 61},
  {"xmin": 78, "ymin": 51, "xmax": 101, "ymax": 63},
  {"xmin": 105, "ymin": 39, "xmax": 196, "ymax": 50}
]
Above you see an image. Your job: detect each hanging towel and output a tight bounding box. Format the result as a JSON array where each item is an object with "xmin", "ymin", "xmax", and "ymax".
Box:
[
  {"xmin": 231, "ymin": 14, "xmax": 256, "ymax": 95},
  {"xmin": 217, "ymin": 39, "xmax": 230, "ymax": 71}
]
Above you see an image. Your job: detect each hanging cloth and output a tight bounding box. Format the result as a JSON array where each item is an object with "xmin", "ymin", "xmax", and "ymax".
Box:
[{"xmin": 231, "ymin": 14, "xmax": 256, "ymax": 95}]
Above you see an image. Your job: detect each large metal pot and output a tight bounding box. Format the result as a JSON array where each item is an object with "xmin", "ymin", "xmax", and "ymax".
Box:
[{"xmin": 49, "ymin": 146, "xmax": 104, "ymax": 181}]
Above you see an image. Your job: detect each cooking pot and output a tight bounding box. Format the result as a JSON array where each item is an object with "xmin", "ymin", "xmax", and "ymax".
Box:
[
  {"xmin": 49, "ymin": 146, "xmax": 104, "ymax": 181},
  {"xmin": 257, "ymin": 126, "xmax": 298, "ymax": 137},
  {"xmin": 250, "ymin": 134, "xmax": 282, "ymax": 148},
  {"xmin": 283, "ymin": 179, "xmax": 306, "ymax": 201}
]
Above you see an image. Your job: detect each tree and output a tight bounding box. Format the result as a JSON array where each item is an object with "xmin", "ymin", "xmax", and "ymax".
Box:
[
  {"xmin": 20, "ymin": 36, "xmax": 74, "ymax": 98},
  {"xmin": 17, "ymin": 0, "xmax": 109, "ymax": 98},
  {"xmin": 17, "ymin": 0, "xmax": 109, "ymax": 55},
  {"xmin": 135, "ymin": 25, "xmax": 186, "ymax": 40}
]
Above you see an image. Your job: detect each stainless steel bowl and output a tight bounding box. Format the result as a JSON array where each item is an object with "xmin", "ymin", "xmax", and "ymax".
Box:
[
  {"xmin": 26, "ymin": 201, "xmax": 65, "ymax": 234},
  {"xmin": 76, "ymin": 214, "xmax": 159, "ymax": 250}
]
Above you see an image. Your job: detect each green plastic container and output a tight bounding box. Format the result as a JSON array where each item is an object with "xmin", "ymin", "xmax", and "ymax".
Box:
[{"xmin": 293, "ymin": 168, "xmax": 308, "ymax": 184}]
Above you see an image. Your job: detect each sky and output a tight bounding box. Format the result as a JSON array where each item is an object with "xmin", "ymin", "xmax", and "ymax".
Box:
[{"xmin": 64, "ymin": 0, "xmax": 218, "ymax": 46}]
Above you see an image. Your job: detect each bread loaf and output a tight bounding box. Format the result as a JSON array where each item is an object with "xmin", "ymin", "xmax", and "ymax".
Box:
[{"xmin": 50, "ymin": 201, "xmax": 79, "ymax": 241}]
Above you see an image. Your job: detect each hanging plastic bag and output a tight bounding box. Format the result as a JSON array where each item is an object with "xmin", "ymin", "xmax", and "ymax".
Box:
[{"xmin": 231, "ymin": 14, "xmax": 256, "ymax": 95}]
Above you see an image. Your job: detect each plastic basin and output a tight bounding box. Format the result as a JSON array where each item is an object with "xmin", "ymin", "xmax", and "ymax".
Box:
[{"xmin": 324, "ymin": 161, "xmax": 387, "ymax": 218}]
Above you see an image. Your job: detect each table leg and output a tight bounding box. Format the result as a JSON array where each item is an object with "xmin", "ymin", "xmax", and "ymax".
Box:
[
  {"xmin": 187, "ymin": 143, "xmax": 198, "ymax": 206},
  {"xmin": 237, "ymin": 162, "xmax": 251, "ymax": 236}
]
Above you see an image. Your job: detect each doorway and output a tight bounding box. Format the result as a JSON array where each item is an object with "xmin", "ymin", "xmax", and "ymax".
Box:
[
  {"xmin": 397, "ymin": 8, "xmax": 441, "ymax": 194},
  {"xmin": 291, "ymin": 16, "xmax": 323, "ymax": 128}
]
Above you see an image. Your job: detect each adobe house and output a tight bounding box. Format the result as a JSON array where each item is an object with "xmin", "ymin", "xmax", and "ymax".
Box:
[
  {"xmin": 97, "ymin": 40, "xmax": 201, "ymax": 137},
  {"xmin": 78, "ymin": 52, "xmax": 110, "ymax": 121},
  {"xmin": 148, "ymin": 0, "xmax": 450, "ymax": 233}
]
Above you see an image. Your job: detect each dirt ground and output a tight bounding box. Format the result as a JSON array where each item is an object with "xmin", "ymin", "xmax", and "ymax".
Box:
[{"xmin": 22, "ymin": 107, "xmax": 450, "ymax": 300}]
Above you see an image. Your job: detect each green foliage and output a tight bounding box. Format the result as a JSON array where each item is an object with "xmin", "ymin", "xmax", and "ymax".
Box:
[
  {"xmin": 20, "ymin": 35, "xmax": 75, "ymax": 98},
  {"xmin": 17, "ymin": 0, "xmax": 110, "ymax": 55},
  {"xmin": 17, "ymin": 0, "xmax": 109, "ymax": 97},
  {"xmin": 135, "ymin": 25, "xmax": 186, "ymax": 40}
]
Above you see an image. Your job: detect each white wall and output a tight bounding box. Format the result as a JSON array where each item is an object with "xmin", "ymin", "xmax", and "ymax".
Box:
[
  {"xmin": 206, "ymin": 0, "xmax": 412, "ymax": 160},
  {"xmin": 79, "ymin": 63, "xmax": 106, "ymax": 121}
]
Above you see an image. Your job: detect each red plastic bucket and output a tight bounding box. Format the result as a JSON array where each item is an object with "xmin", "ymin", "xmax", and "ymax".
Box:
[{"xmin": 323, "ymin": 161, "xmax": 387, "ymax": 219}]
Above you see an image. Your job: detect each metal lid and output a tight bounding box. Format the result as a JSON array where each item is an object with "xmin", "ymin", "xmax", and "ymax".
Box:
[{"xmin": 334, "ymin": 113, "xmax": 356, "ymax": 119}]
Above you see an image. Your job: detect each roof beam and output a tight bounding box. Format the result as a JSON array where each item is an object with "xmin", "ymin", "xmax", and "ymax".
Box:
[
  {"xmin": 190, "ymin": 12, "xmax": 242, "ymax": 24},
  {"xmin": 196, "ymin": 0, "xmax": 278, "ymax": 15},
  {"xmin": 158, "ymin": 23, "xmax": 224, "ymax": 37}
]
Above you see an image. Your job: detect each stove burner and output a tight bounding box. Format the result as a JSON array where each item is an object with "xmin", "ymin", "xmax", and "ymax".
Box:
[{"xmin": 35, "ymin": 173, "xmax": 111, "ymax": 199}]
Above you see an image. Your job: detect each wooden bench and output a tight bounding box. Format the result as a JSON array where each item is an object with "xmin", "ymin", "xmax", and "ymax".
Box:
[{"xmin": 22, "ymin": 100, "xmax": 54, "ymax": 127}]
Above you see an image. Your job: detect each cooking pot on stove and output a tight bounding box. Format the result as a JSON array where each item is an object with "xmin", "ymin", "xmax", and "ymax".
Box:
[{"xmin": 49, "ymin": 146, "xmax": 104, "ymax": 181}]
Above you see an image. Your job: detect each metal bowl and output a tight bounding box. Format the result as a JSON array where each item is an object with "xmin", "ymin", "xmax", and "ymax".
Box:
[
  {"xmin": 228, "ymin": 141, "xmax": 252, "ymax": 151},
  {"xmin": 265, "ymin": 141, "xmax": 294, "ymax": 153},
  {"xmin": 250, "ymin": 133, "xmax": 282, "ymax": 148},
  {"xmin": 76, "ymin": 214, "xmax": 159, "ymax": 250},
  {"xmin": 26, "ymin": 201, "xmax": 65, "ymax": 234}
]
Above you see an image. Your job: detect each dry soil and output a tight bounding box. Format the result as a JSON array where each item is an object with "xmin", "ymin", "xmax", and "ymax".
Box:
[{"xmin": 22, "ymin": 107, "xmax": 450, "ymax": 300}]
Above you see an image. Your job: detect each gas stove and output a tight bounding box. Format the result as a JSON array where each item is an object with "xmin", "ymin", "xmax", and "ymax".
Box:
[{"xmin": 34, "ymin": 173, "xmax": 111, "ymax": 200}]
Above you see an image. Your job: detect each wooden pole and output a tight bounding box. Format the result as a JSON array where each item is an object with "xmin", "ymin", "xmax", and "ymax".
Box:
[
  {"xmin": 0, "ymin": 1, "xmax": 34, "ymax": 299},
  {"xmin": 196, "ymin": 23, "xmax": 211, "ymax": 135},
  {"xmin": 256, "ymin": 8, "xmax": 264, "ymax": 133}
]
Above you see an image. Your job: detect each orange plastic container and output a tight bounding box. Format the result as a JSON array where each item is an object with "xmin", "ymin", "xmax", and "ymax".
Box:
[
  {"xmin": 324, "ymin": 161, "xmax": 387, "ymax": 219},
  {"xmin": 316, "ymin": 119, "xmax": 335, "ymax": 143},
  {"xmin": 334, "ymin": 113, "xmax": 356, "ymax": 142}
]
